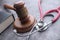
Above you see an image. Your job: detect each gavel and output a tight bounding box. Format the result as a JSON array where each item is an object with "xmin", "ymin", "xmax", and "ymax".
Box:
[{"xmin": 4, "ymin": 1, "xmax": 36, "ymax": 33}]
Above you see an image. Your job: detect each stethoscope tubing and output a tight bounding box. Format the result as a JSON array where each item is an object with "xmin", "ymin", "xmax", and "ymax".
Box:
[{"xmin": 38, "ymin": 0, "xmax": 60, "ymax": 23}]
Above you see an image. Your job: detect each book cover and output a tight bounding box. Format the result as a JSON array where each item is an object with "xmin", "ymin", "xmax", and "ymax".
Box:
[{"xmin": 0, "ymin": 11, "xmax": 14, "ymax": 33}]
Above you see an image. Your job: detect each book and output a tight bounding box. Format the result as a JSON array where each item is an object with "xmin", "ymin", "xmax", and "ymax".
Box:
[{"xmin": 0, "ymin": 11, "xmax": 14, "ymax": 33}]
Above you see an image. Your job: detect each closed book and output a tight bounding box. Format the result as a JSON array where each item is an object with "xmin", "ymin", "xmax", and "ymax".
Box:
[{"xmin": 0, "ymin": 11, "xmax": 14, "ymax": 33}]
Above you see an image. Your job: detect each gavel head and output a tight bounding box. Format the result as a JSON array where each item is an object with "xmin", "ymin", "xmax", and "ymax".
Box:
[{"xmin": 14, "ymin": 1, "xmax": 29, "ymax": 24}]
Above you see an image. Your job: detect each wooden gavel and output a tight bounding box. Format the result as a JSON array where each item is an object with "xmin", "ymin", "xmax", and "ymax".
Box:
[{"xmin": 4, "ymin": 1, "xmax": 36, "ymax": 33}]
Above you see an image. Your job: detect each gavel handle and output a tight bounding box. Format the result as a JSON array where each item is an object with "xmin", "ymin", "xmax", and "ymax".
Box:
[{"xmin": 4, "ymin": 4, "xmax": 15, "ymax": 10}]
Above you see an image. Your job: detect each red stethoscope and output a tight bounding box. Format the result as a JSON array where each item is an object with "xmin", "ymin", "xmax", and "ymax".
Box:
[
  {"xmin": 35, "ymin": 0, "xmax": 60, "ymax": 31},
  {"xmin": 38, "ymin": 0, "xmax": 60, "ymax": 23},
  {"xmin": 13, "ymin": 0, "xmax": 60, "ymax": 37}
]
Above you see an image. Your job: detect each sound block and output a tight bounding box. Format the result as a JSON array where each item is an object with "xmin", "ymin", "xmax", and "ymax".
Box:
[{"xmin": 14, "ymin": 15, "xmax": 36, "ymax": 33}]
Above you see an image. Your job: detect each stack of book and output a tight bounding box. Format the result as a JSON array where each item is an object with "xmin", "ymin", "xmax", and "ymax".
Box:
[{"xmin": 0, "ymin": 11, "xmax": 14, "ymax": 33}]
